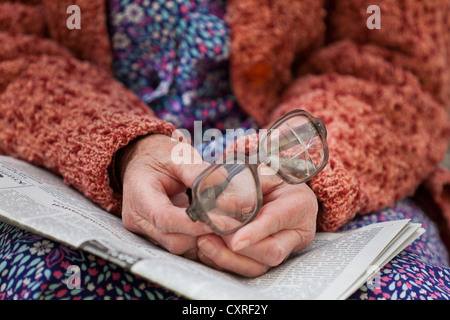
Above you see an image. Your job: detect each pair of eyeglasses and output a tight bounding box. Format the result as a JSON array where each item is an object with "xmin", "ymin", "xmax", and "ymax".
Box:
[{"xmin": 186, "ymin": 109, "xmax": 329, "ymax": 235}]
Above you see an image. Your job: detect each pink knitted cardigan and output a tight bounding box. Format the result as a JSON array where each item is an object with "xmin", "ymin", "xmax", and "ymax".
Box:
[
  {"xmin": 1, "ymin": 1, "xmax": 449, "ymax": 240},
  {"xmin": 226, "ymin": 0, "xmax": 450, "ymax": 237},
  {"xmin": 0, "ymin": 0, "xmax": 176, "ymax": 214}
]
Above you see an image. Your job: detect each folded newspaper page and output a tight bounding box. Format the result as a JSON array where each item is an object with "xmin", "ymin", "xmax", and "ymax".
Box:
[{"xmin": 0, "ymin": 156, "xmax": 424, "ymax": 300}]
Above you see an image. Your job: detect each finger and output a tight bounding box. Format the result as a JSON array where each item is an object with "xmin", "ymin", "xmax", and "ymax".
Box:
[
  {"xmin": 143, "ymin": 230, "xmax": 199, "ymax": 256},
  {"xmin": 123, "ymin": 174, "xmax": 212, "ymax": 236},
  {"xmin": 197, "ymin": 251, "xmax": 225, "ymax": 272},
  {"xmin": 169, "ymin": 192, "xmax": 190, "ymax": 208},
  {"xmin": 197, "ymin": 234, "xmax": 270, "ymax": 278},
  {"xmin": 228, "ymin": 184, "xmax": 316, "ymax": 251},
  {"xmin": 183, "ymin": 247, "xmax": 199, "ymax": 261},
  {"xmin": 144, "ymin": 181, "xmax": 213, "ymax": 235},
  {"xmin": 258, "ymin": 164, "xmax": 285, "ymax": 195},
  {"xmin": 167, "ymin": 147, "xmax": 213, "ymax": 189},
  {"xmin": 223, "ymin": 229, "xmax": 310, "ymax": 267},
  {"xmin": 214, "ymin": 168, "xmax": 260, "ymax": 214}
]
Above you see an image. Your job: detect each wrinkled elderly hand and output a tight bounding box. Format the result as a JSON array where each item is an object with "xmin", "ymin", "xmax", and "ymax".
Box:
[
  {"xmin": 118, "ymin": 134, "xmax": 318, "ymax": 277},
  {"xmin": 197, "ymin": 174, "xmax": 318, "ymax": 277}
]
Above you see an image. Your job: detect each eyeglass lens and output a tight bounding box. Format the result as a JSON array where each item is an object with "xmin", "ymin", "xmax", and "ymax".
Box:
[
  {"xmin": 196, "ymin": 160, "xmax": 258, "ymax": 233},
  {"xmin": 265, "ymin": 115, "xmax": 325, "ymax": 183}
]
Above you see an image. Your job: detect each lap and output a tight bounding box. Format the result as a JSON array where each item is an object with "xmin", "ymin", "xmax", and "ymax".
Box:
[
  {"xmin": 0, "ymin": 222, "xmax": 182, "ymax": 300},
  {"xmin": 340, "ymin": 199, "xmax": 450, "ymax": 300},
  {"xmin": 1, "ymin": 198, "xmax": 449, "ymax": 300}
]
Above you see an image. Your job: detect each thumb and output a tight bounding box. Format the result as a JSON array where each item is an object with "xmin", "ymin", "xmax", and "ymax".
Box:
[{"xmin": 167, "ymin": 141, "xmax": 212, "ymax": 189}]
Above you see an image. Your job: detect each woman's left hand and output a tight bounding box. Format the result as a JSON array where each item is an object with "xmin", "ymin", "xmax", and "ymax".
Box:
[{"xmin": 196, "ymin": 176, "xmax": 318, "ymax": 277}]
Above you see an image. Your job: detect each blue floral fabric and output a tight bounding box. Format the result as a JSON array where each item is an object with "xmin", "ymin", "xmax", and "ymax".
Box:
[
  {"xmin": 0, "ymin": 222, "xmax": 180, "ymax": 300},
  {"xmin": 108, "ymin": 0, "xmax": 256, "ymax": 134},
  {"xmin": 1, "ymin": 199, "xmax": 449, "ymax": 300},
  {"xmin": 340, "ymin": 200, "xmax": 450, "ymax": 300},
  {"xmin": 0, "ymin": 0, "xmax": 449, "ymax": 300}
]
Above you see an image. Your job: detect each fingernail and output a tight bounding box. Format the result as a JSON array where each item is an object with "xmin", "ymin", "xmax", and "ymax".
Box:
[
  {"xmin": 198, "ymin": 239, "xmax": 216, "ymax": 256},
  {"xmin": 183, "ymin": 248, "xmax": 198, "ymax": 261},
  {"xmin": 198, "ymin": 251, "xmax": 214, "ymax": 265},
  {"xmin": 233, "ymin": 239, "xmax": 250, "ymax": 252}
]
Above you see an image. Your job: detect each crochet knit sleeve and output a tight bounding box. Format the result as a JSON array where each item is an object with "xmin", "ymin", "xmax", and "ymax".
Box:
[
  {"xmin": 227, "ymin": 0, "xmax": 450, "ymax": 231},
  {"xmin": 0, "ymin": 30, "xmax": 175, "ymax": 215}
]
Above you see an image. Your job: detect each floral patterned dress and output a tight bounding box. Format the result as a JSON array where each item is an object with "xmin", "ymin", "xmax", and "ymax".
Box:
[{"xmin": 0, "ymin": 0, "xmax": 449, "ymax": 300}]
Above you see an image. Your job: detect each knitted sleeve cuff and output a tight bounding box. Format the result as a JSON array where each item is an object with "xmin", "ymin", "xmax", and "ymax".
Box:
[
  {"xmin": 59, "ymin": 114, "xmax": 176, "ymax": 216},
  {"xmin": 307, "ymin": 158, "xmax": 364, "ymax": 231},
  {"xmin": 0, "ymin": 51, "xmax": 176, "ymax": 216}
]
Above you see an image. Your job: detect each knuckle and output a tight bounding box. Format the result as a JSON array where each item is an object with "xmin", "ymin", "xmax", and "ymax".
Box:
[
  {"xmin": 308, "ymin": 192, "xmax": 318, "ymax": 215},
  {"xmin": 303, "ymin": 185, "xmax": 318, "ymax": 214},
  {"xmin": 246, "ymin": 265, "xmax": 270, "ymax": 278},
  {"xmin": 293, "ymin": 229, "xmax": 313, "ymax": 252},
  {"xmin": 304, "ymin": 229, "xmax": 315, "ymax": 245},
  {"xmin": 122, "ymin": 215, "xmax": 134, "ymax": 232},
  {"xmin": 152, "ymin": 206, "xmax": 171, "ymax": 232},
  {"xmin": 165, "ymin": 236, "xmax": 195, "ymax": 256},
  {"xmin": 153, "ymin": 211, "xmax": 165, "ymax": 230},
  {"xmin": 266, "ymin": 239, "xmax": 287, "ymax": 267},
  {"xmin": 164, "ymin": 239, "xmax": 184, "ymax": 255},
  {"xmin": 121, "ymin": 210, "xmax": 140, "ymax": 234},
  {"xmin": 153, "ymin": 205, "xmax": 181, "ymax": 233}
]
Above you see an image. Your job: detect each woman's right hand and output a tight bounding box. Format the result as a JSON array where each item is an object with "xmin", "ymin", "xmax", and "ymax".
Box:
[
  {"xmin": 117, "ymin": 134, "xmax": 213, "ymax": 260},
  {"xmin": 117, "ymin": 133, "xmax": 317, "ymax": 278}
]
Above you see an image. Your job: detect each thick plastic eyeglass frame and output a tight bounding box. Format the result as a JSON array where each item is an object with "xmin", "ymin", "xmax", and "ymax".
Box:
[{"xmin": 185, "ymin": 109, "xmax": 329, "ymax": 235}]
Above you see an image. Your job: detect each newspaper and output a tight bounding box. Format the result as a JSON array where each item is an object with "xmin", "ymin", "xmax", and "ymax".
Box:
[{"xmin": 0, "ymin": 156, "xmax": 424, "ymax": 300}]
